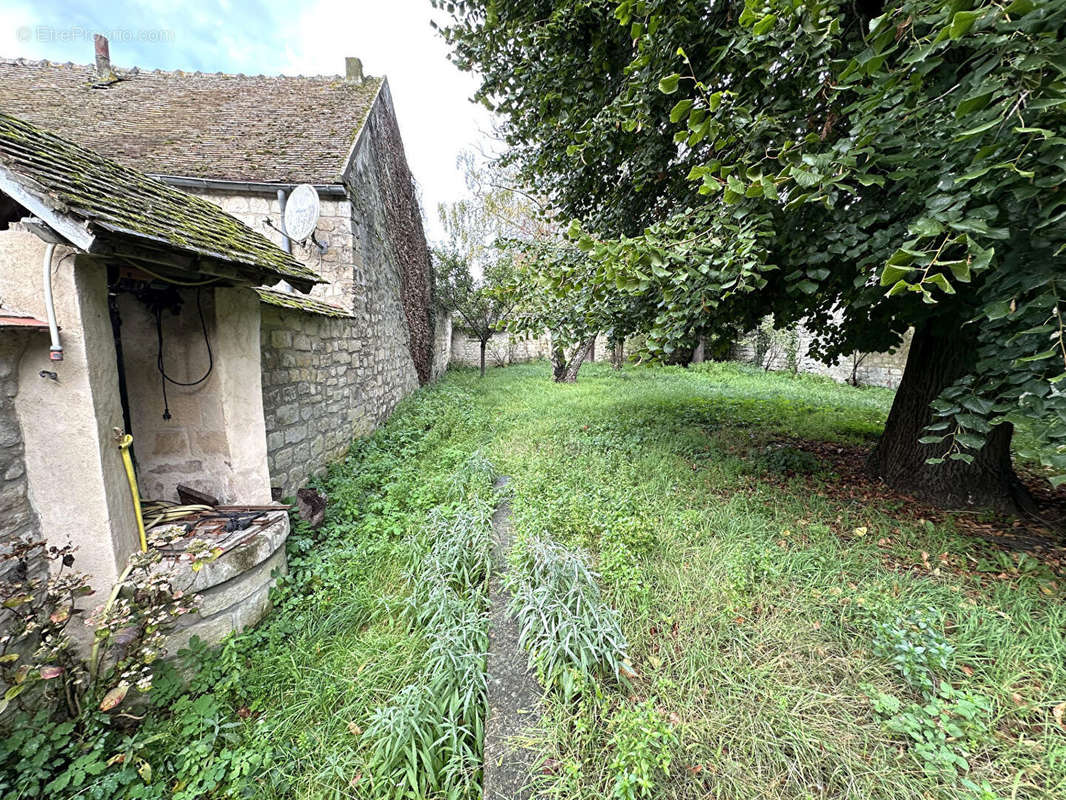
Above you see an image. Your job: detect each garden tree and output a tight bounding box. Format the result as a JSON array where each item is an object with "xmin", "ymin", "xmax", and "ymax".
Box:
[
  {"xmin": 435, "ymin": 247, "xmax": 515, "ymax": 377},
  {"xmin": 438, "ymin": 0, "xmax": 1066, "ymax": 510},
  {"xmin": 440, "ymin": 148, "xmax": 648, "ymax": 381},
  {"xmin": 503, "ymin": 240, "xmax": 647, "ymax": 381}
]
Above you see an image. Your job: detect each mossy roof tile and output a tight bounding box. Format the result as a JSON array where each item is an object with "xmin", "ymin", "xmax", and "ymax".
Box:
[
  {"xmin": 0, "ymin": 112, "xmax": 321, "ymax": 285},
  {"xmin": 0, "ymin": 59, "xmax": 382, "ymax": 184},
  {"xmin": 255, "ymin": 286, "xmax": 352, "ymax": 318}
]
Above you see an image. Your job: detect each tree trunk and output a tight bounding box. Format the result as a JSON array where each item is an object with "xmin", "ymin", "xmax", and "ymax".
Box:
[
  {"xmin": 611, "ymin": 338, "xmax": 624, "ymax": 370},
  {"xmin": 867, "ymin": 321, "xmax": 1031, "ymax": 512},
  {"xmin": 479, "ymin": 339, "xmax": 487, "ymax": 378},
  {"xmin": 552, "ymin": 336, "xmax": 596, "ymax": 383},
  {"xmin": 692, "ymin": 337, "xmax": 706, "ymax": 364}
]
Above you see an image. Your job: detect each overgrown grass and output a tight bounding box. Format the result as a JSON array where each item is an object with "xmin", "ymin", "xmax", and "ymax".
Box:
[{"xmin": 7, "ymin": 360, "xmax": 1064, "ymax": 799}]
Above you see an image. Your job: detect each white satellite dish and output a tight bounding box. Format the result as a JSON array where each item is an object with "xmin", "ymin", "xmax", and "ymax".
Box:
[{"xmin": 283, "ymin": 184, "xmax": 321, "ymax": 243}]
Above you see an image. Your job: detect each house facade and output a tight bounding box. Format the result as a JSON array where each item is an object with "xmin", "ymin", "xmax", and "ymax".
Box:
[
  {"xmin": 0, "ymin": 44, "xmax": 447, "ymax": 497},
  {"xmin": 0, "ymin": 41, "xmax": 444, "ymax": 647}
]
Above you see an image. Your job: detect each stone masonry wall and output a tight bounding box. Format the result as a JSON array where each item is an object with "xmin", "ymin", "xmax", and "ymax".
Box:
[
  {"xmin": 733, "ymin": 321, "xmax": 911, "ymax": 389},
  {"xmin": 191, "ymin": 85, "xmax": 439, "ymax": 493},
  {"xmin": 259, "ymin": 304, "xmax": 417, "ymax": 494},
  {"xmin": 450, "ymin": 331, "xmax": 612, "ymax": 369},
  {"xmin": 0, "ymin": 333, "xmax": 43, "ymax": 583}
]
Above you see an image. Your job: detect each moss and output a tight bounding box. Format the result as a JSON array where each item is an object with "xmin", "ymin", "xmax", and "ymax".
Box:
[
  {"xmin": 255, "ymin": 287, "xmax": 352, "ymax": 318},
  {"xmin": 0, "ymin": 112, "xmax": 323, "ymax": 287}
]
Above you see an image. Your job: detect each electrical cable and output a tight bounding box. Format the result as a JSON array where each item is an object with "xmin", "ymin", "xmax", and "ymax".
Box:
[
  {"xmin": 119, "ymin": 256, "xmax": 221, "ymax": 287},
  {"xmin": 155, "ymin": 287, "xmax": 213, "ymax": 420}
]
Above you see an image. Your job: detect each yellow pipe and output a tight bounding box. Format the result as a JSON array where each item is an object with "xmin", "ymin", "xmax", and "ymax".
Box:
[{"xmin": 117, "ymin": 434, "xmax": 148, "ymax": 553}]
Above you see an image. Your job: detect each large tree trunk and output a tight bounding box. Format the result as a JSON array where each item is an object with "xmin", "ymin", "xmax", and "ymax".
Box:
[
  {"xmin": 867, "ymin": 321, "xmax": 1031, "ymax": 512},
  {"xmin": 479, "ymin": 338, "xmax": 487, "ymax": 378},
  {"xmin": 552, "ymin": 336, "xmax": 596, "ymax": 383}
]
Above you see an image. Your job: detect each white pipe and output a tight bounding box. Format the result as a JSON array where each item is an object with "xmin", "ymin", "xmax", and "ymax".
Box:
[
  {"xmin": 42, "ymin": 243, "xmax": 63, "ymax": 361},
  {"xmin": 274, "ymin": 188, "xmax": 294, "ymax": 293}
]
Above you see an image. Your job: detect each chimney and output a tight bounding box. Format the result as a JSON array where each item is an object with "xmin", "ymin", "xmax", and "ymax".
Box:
[
  {"xmin": 344, "ymin": 57, "xmax": 364, "ymax": 83},
  {"xmin": 94, "ymin": 34, "xmax": 112, "ymax": 79}
]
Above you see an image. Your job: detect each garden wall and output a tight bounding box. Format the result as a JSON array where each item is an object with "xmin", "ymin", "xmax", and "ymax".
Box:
[
  {"xmin": 449, "ymin": 331, "xmax": 612, "ymax": 369},
  {"xmin": 733, "ymin": 323, "xmax": 910, "ymax": 389}
]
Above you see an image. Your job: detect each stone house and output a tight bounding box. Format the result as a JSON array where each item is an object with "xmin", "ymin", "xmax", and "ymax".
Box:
[
  {"xmin": 0, "ymin": 40, "xmax": 444, "ymax": 645},
  {"xmin": 0, "ymin": 111, "xmax": 322, "ymax": 645},
  {"xmin": 0, "ymin": 41, "xmax": 446, "ymax": 497}
]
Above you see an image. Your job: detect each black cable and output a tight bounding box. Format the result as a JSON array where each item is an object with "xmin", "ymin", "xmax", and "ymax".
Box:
[{"xmin": 155, "ymin": 288, "xmax": 213, "ymax": 420}]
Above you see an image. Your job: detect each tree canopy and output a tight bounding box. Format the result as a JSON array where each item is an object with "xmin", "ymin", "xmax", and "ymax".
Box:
[{"xmin": 437, "ymin": 0, "xmax": 1066, "ymax": 506}]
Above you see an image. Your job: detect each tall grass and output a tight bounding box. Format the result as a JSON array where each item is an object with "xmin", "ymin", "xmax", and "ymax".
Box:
[{"xmin": 361, "ymin": 454, "xmax": 495, "ymax": 799}]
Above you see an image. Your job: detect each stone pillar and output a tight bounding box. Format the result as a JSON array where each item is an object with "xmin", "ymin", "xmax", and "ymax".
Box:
[
  {"xmin": 15, "ymin": 254, "xmax": 139, "ymax": 593},
  {"xmin": 212, "ymin": 286, "xmax": 272, "ymax": 504}
]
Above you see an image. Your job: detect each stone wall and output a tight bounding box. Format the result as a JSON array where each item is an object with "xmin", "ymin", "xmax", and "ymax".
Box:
[
  {"xmin": 259, "ymin": 303, "xmax": 418, "ymax": 494},
  {"xmin": 0, "ymin": 333, "xmax": 43, "ymax": 584},
  {"xmin": 449, "ymin": 331, "xmax": 613, "ymax": 369},
  {"xmin": 193, "ymin": 86, "xmax": 438, "ymax": 494},
  {"xmin": 733, "ymin": 322, "xmax": 910, "ymax": 389},
  {"xmin": 450, "ymin": 332, "xmax": 553, "ymax": 368}
]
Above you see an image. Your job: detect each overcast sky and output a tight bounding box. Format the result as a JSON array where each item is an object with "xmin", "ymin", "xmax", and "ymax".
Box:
[{"xmin": 0, "ymin": 0, "xmax": 495, "ymax": 242}]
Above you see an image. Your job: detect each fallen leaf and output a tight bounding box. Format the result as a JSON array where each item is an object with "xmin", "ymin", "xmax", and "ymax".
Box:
[
  {"xmin": 961, "ymin": 665, "xmax": 974, "ymax": 677},
  {"xmin": 39, "ymin": 665, "xmax": 64, "ymax": 680},
  {"xmin": 853, "ymin": 526, "xmax": 868, "ymax": 537},
  {"xmin": 1053, "ymin": 701, "xmax": 1066, "ymax": 732},
  {"xmin": 1012, "ymin": 692, "xmax": 1025, "ymax": 706},
  {"xmin": 348, "ymin": 721, "xmax": 362, "ymax": 736}
]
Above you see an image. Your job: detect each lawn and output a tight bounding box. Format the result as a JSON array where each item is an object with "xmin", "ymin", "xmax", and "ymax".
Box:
[{"xmin": 7, "ymin": 361, "xmax": 1063, "ymax": 800}]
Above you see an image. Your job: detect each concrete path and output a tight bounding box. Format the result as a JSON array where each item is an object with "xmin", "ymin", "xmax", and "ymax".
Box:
[{"xmin": 483, "ymin": 478, "xmax": 542, "ymax": 800}]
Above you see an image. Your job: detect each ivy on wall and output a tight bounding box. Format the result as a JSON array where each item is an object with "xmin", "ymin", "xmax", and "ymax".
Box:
[{"xmin": 374, "ymin": 97, "xmax": 435, "ymax": 385}]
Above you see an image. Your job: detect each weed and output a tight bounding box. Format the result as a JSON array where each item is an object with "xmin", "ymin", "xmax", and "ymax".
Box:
[
  {"xmin": 871, "ymin": 683, "xmax": 993, "ymax": 780},
  {"xmin": 607, "ymin": 700, "xmax": 678, "ymax": 800},
  {"xmin": 871, "ymin": 606, "xmax": 956, "ymax": 692},
  {"xmin": 508, "ymin": 535, "xmax": 629, "ymax": 700}
]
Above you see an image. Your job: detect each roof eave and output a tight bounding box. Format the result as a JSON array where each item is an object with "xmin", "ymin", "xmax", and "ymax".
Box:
[{"xmin": 154, "ymin": 174, "xmax": 347, "ymax": 197}]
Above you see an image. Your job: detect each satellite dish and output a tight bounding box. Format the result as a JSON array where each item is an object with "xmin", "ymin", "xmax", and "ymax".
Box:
[{"xmin": 283, "ymin": 184, "xmax": 320, "ymax": 243}]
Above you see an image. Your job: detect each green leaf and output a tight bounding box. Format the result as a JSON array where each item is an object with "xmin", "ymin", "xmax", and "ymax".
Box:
[
  {"xmin": 753, "ymin": 14, "xmax": 777, "ymax": 36},
  {"xmin": 669, "ymin": 99, "xmax": 694, "ymax": 123},
  {"xmin": 1005, "ymin": 0, "xmax": 1035, "ymax": 16},
  {"xmin": 658, "ymin": 74, "xmax": 680, "ymax": 95},
  {"xmin": 925, "ymin": 273, "xmax": 955, "ymax": 295},
  {"xmin": 948, "ymin": 11, "xmax": 980, "ymax": 39},
  {"xmin": 881, "ymin": 264, "xmax": 912, "ymax": 286}
]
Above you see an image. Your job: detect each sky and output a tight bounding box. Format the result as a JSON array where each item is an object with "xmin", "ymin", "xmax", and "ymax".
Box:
[{"xmin": 0, "ymin": 0, "xmax": 495, "ymax": 242}]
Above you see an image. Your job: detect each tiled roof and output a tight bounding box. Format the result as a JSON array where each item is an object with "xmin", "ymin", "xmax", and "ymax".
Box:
[
  {"xmin": 0, "ymin": 112, "xmax": 322, "ymax": 287},
  {"xmin": 0, "ymin": 58, "xmax": 382, "ymax": 184},
  {"xmin": 255, "ymin": 286, "xmax": 351, "ymax": 318}
]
